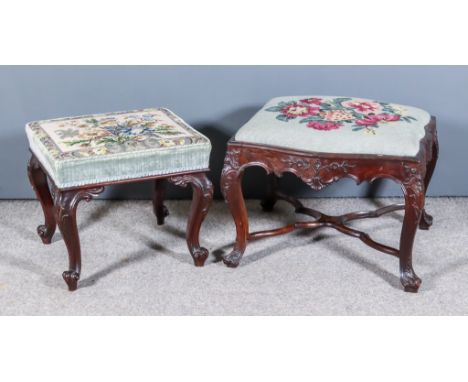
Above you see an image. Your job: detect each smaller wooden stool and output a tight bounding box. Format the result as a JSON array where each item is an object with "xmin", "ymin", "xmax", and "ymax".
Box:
[
  {"xmin": 220, "ymin": 96, "xmax": 438, "ymax": 292},
  {"xmin": 27, "ymin": 108, "xmax": 213, "ymax": 291}
]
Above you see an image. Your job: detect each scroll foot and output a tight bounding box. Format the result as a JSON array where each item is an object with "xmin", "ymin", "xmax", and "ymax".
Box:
[
  {"xmin": 222, "ymin": 250, "xmax": 243, "ymax": 268},
  {"xmin": 400, "ymin": 269, "xmax": 422, "ymax": 293},
  {"xmin": 191, "ymin": 247, "xmax": 209, "ymax": 267},
  {"xmin": 62, "ymin": 270, "xmax": 80, "ymax": 292},
  {"xmin": 37, "ymin": 224, "xmax": 55, "ymax": 244}
]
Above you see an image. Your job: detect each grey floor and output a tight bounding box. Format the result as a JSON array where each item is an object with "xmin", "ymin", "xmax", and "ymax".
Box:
[{"xmin": 0, "ymin": 197, "xmax": 467, "ymax": 315}]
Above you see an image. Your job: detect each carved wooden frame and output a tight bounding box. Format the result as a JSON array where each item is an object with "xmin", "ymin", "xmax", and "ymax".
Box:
[
  {"xmin": 27, "ymin": 152, "xmax": 213, "ymax": 291},
  {"xmin": 220, "ymin": 117, "xmax": 438, "ymax": 292}
]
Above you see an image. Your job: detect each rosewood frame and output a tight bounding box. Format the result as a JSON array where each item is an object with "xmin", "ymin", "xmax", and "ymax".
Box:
[
  {"xmin": 220, "ymin": 117, "xmax": 438, "ymax": 292},
  {"xmin": 27, "ymin": 152, "xmax": 213, "ymax": 291}
]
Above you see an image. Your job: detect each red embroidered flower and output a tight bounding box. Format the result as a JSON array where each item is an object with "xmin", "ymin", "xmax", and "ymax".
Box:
[
  {"xmin": 281, "ymin": 103, "xmax": 319, "ymax": 118},
  {"xmin": 300, "ymin": 97, "xmax": 322, "ymax": 105},
  {"xmin": 355, "ymin": 113, "xmax": 401, "ymax": 126},
  {"xmin": 377, "ymin": 113, "xmax": 401, "ymax": 122},
  {"xmin": 307, "ymin": 121, "xmax": 342, "ymax": 130},
  {"xmin": 343, "ymin": 100, "xmax": 382, "ymax": 114},
  {"xmin": 355, "ymin": 115, "xmax": 381, "ymax": 126}
]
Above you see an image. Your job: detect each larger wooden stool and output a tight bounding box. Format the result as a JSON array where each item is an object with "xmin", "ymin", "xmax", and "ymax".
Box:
[
  {"xmin": 27, "ymin": 108, "xmax": 213, "ymax": 291},
  {"xmin": 220, "ymin": 96, "xmax": 438, "ymax": 292}
]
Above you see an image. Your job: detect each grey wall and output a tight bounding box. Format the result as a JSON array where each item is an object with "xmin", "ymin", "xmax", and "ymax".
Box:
[{"xmin": 1, "ymin": 66, "xmax": 466, "ymax": 200}]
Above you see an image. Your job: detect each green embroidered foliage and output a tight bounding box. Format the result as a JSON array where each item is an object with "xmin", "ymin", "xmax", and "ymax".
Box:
[
  {"xmin": 330, "ymin": 97, "xmax": 352, "ymax": 108},
  {"xmin": 276, "ymin": 114, "xmax": 293, "ymax": 122},
  {"xmin": 299, "ymin": 116, "xmax": 323, "ymax": 123},
  {"xmin": 332, "ymin": 97, "xmax": 352, "ymax": 103},
  {"xmin": 85, "ymin": 118, "xmax": 100, "ymax": 127},
  {"xmin": 319, "ymin": 103, "xmax": 333, "ymax": 110},
  {"xmin": 64, "ymin": 139, "xmax": 93, "ymax": 147},
  {"xmin": 98, "ymin": 136, "xmax": 132, "ymax": 145},
  {"xmin": 154, "ymin": 124, "xmax": 181, "ymax": 135},
  {"xmin": 265, "ymin": 106, "xmax": 282, "ymax": 112}
]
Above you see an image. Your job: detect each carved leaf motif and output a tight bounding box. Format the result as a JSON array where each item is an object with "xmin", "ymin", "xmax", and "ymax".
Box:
[
  {"xmin": 279, "ymin": 156, "xmax": 355, "ymax": 190},
  {"xmin": 223, "ymin": 149, "xmax": 241, "ymax": 171},
  {"xmin": 221, "ymin": 149, "xmax": 242, "ymax": 198},
  {"xmin": 54, "ymin": 187, "xmax": 105, "ymax": 222},
  {"xmin": 402, "ymin": 162, "xmax": 424, "ymax": 215},
  {"xmin": 168, "ymin": 175, "xmax": 191, "ymax": 187},
  {"xmin": 168, "ymin": 174, "xmax": 213, "ymax": 214}
]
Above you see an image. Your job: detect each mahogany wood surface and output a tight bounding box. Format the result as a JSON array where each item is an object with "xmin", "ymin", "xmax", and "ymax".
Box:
[
  {"xmin": 168, "ymin": 174, "xmax": 214, "ymax": 266},
  {"xmin": 153, "ymin": 179, "xmax": 169, "ymax": 225},
  {"xmin": 27, "ymin": 152, "xmax": 213, "ymax": 291},
  {"xmin": 27, "ymin": 155, "xmax": 56, "ymax": 244},
  {"xmin": 220, "ymin": 117, "xmax": 438, "ymax": 292}
]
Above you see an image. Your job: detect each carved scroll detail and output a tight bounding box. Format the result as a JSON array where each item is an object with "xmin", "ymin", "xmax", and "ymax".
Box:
[
  {"xmin": 223, "ymin": 148, "xmax": 241, "ymax": 170},
  {"xmin": 401, "ymin": 163, "xmax": 424, "ymax": 215},
  {"xmin": 54, "ymin": 187, "xmax": 105, "ymax": 223},
  {"xmin": 221, "ymin": 149, "xmax": 242, "ymax": 199},
  {"xmin": 222, "ymin": 147, "xmax": 358, "ymax": 194},
  {"xmin": 278, "ymin": 156, "xmax": 356, "ymax": 190},
  {"xmin": 168, "ymin": 174, "xmax": 213, "ymax": 214}
]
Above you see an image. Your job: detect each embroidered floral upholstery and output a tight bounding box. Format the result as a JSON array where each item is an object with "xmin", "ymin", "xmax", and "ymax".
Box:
[
  {"xmin": 26, "ymin": 108, "xmax": 211, "ymax": 188},
  {"xmin": 235, "ymin": 96, "xmax": 431, "ymax": 157}
]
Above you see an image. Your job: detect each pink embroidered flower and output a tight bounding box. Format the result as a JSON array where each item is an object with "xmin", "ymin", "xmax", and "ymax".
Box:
[
  {"xmin": 307, "ymin": 121, "xmax": 342, "ymax": 130},
  {"xmin": 343, "ymin": 100, "xmax": 383, "ymax": 114},
  {"xmin": 355, "ymin": 115, "xmax": 381, "ymax": 126},
  {"xmin": 321, "ymin": 110, "xmax": 354, "ymax": 122},
  {"xmin": 377, "ymin": 113, "xmax": 400, "ymax": 122},
  {"xmin": 355, "ymin": 113, "xmax": 401, "ymax": 126},
  {"xmin": 300, "ymin": 97, "xmax": 322, "ymax": 105},
  {"xmin": 281, "ymin": 103, "xmax": 319, "ymax": 118}
]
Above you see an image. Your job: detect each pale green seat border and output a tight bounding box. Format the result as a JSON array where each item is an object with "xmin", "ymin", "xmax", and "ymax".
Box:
[
  {"xmin": 235, "ymin": 96, "xmax": 431, "ymax": 157},
  {"xmin": 26, "ymin": 108, "xmax": 211, "ymax": 188}
]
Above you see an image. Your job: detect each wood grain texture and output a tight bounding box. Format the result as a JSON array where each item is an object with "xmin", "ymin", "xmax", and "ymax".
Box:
[
  {"xmin": 221, "ymin": 117, "xmax": 438, "ymax": 292},
  {"xmin": 27, "ymin": 155, "xmax": 56, "ymax": 244},
  {"xmin": 168, "ymin": 173, "xmax": 213, "ymax": 266},
  {"xmin": 53, "ymin": 186, "xmax": 104, "ymax": 291}
]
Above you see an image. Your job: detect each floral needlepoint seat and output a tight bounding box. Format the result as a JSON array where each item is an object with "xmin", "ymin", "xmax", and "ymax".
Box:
[
  {"xmin": 235, "ymin": 96, "xmax": 431, "ymax": 157},
  {"xmin": 26, "ymin": 108, "xmax": 211, "ymax": 188},
  {"xmin": 221, "ymin": 96, "xmax": 438, "ymax": 293},
  {"xmin": 27, "ymin": 108, "xmax": 213, "ymax": 291}
]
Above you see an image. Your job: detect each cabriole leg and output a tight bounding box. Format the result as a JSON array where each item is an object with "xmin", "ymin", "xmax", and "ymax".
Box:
[
  {"xmin": 27, "ymin": 154, "xmax": 56, "ymax": 244},
  {"xmin": 220, "ymin": 149, "xmax": 248, "ymax": 267},
  {"xmin": 168, "ymin": 173, "xmax": 213, "ymax": 266},
  {"xmin": 399, "ymin": 167, "xmax": 425, "ymax": 292},
  {"xmin": 53, "ymin": 187, "xmax": 104, "ymax": 291}
]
